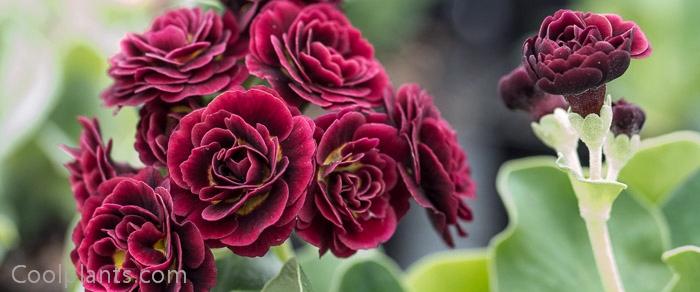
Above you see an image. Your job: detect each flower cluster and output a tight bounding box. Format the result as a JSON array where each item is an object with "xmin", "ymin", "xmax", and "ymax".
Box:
[{"xmin": 64, "ymin": 1, "xmax": 475, "ymax": 290}]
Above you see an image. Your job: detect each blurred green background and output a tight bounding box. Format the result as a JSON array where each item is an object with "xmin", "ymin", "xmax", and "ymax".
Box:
[{"xmin": 0, "ymin": 0, "xmax": 697, "ymax": 290}]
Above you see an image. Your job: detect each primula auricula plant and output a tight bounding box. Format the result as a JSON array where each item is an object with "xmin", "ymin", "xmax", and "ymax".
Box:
[
  {"xmin": 497, "ymin": 9, "xmax": 697, "ymax": 292},
  {"xmin": 62, "ymin": 1, "xmax": 475, "ymax": 291}
]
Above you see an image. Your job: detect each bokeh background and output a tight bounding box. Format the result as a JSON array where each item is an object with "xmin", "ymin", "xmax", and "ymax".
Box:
[{"xmin": 0, "ymin": 0, "xmax": 697, "ymax": 290}]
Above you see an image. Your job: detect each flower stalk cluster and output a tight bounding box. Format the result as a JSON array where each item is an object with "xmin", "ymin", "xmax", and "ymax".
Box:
[{"xmin": 499, "ymin": 9, "xmax": 651, "ymax": 292}]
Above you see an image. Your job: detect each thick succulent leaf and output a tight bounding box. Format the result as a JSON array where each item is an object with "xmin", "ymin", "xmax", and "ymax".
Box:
[
  {"xmin": 262, "ymin": 258, "xmax": 313, "ymax": 292},
  {"xmin": 662, "ymin": 246, "xmax": 700, "ymax": 292},
  {"xmin": 491, "ymin": 157, "xmax": 671, "ymax": 292},
  {"xmin": 298, "ymin": 246, "xmax": 344, "ymax": 292},
  {"xmin": 331, "ymin": 252, "xmax": 405, "ymax": 292},
  {"xmin": 299, "ymin": 246, "xmax": 404, "ymax": 292},
  {"xmin": 214, "ymin": 250, "xmax": 283, "ymax": 292},
  {"xmin": 662, "ymin": 170, "xmax": 700, "ymax": 248},
  {"xmin": 405, "ymin": 249, "xmax": 489, "ymax": 292},
  {"xmin": 619, "ymin": 131, "xmax": 700, "ymax": 205}
]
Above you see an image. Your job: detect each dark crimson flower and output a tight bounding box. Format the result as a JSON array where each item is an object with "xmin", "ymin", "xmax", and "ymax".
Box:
[
  {"xmin": 296, "ymin": 107, "xmax": 410, "ymax": 257},
  {"xmin": 498, "ymin": 66, "xmax": 568, "ymax": 120},
  {"xmin": 523, "ymin": 10, "xmax": 650, "ymax": 116},
  {"xmin": 220, "ymin": 0, "xmax": 342, "ymax": 30},
  {"xmin": 246, "ymin": 2, "xmax": 388, "ymax": 109},
  {"xmin": 63, "ymin": 117, "xmax": 134, "ymax": 210},
  {"xmin": 102, "ymin": 8, "xmax": 248, "ymax": 107},
  {"xmin": 135, "ymin": 98, "xmax": 203, "ymax": 167},
  {"xmin": 71, "ymin": 171, "xmax": 216, "ymax": 291},
  {"xmin": 386, "ymin": 84, "xmax": 476, "ymax": 247},
  {"xmin": 611, "ymin": 99, "xmax": 645, "ymax": 136},
  {"xmin": 167, "ymin": 87, "xmax": 315, "ymax": 256},
  {"xmin": 523, "ymin": 10, "xmax": 651, "ymax": 95}
]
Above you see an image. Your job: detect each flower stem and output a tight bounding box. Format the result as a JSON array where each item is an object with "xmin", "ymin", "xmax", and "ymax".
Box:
[
  {"xmin": 564, "ymin": 147, "xmax": 583, "ymax": 177},
  {"xmin": 584, "ymin": 218, "xmax": 625, "ymax": 292},
  {"xmin": 589, "ymin": 145, "xmax": 603, "ymax": 180},
  {"xmin": 272, "ymin": 240, "xmax": 295, "ymax": 262}
]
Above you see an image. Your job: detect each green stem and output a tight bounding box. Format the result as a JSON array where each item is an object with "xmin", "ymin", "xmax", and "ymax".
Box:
[
  {"xmin": 272, "ymin": 240, "xmax": 295, "ymax": 262},
  {"xmin": 584, "ymin": 217, "xmax": 625, "ymax": 292}
]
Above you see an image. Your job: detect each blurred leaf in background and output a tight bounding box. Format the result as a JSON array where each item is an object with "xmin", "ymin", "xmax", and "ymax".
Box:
[
  {"xmin": 0, "ymin": 0, "xmax": 166, "ymax": 277},
  {"xmin": 577, "ymin": 0, "xmax": 700, "ymax": 135},
  {"xmin": 343, "ymin": 0, "xmax": 435, "ymax": 56}
]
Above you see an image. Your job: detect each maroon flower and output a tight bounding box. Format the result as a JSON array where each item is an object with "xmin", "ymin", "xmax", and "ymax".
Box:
[
  {"xmin": 296, "ymin": 108, "xmax": 410, "ymax": 257},
  {"xmin": 167, "ymin": 87, "xmax": 315, "ymax": 256},
  {"xmin": 246, "ymin": 2, "xmax": 388, "ymax": 109},
  {"xmin": 135, "ymin": 98, "xmax": 203, "ymax": 167},
  {"xmin": 220, "ymin": 0, "xmax": 342, "ymax": 30},
  {"xmin": 611, "ymin": 99, "xmax": 645, "ymax": 136},
  {"xmin": 102, "ymin": 8, "xmax": 248, "ymax": 107},
  {"xmin": 386, "ymin": 84, "xmax": 476, "ymax": 246},
  {"xmin": 523, "ymin": 10, "xmax": 650, "ymax": 116},
  {"xmin": 498, "ymin": 66, "xmax": 568, "ymax": 120},
  {"xmin": 63, "ymin": 117, "xmax": 134, "ymax": 210},
  {"xmin": 523, "ymin": 10, "xmax": 650, "ymax": 95},
  {"xmin": 71, "ymin": 171, "xmax": 216, "ymax": 291}
]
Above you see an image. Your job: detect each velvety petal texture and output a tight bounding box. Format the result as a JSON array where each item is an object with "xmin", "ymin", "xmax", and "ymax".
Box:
[
  {"xmin": 71, "ymin": 169, "xmax": 216, "ymax": 291},
  {"xmin": 523, "ymin": 10, "xmax": 651, "ymax": 96},
  {"xmin": 246, "ymin": 2, "xmax": 388, "ymax": 109},
  {"xmin": 296, "ymin": 107, "xmax": 410, "ymax": 257},
  {"xmin": 102, "ymin": 8, "xmax": 248, "ymax": 107},
  {"xmin": 386, "ymin": 84, "xmax": 476, "ymax": 247},
  {"xmin": 498, "ymin": 66, "xmax": 568, "ymax": 120},
  {"xmin": 63, "ymin": 117, "xmax": 135, "ymax": 210},
  {"xmin": 167, "ymin": 87, "xmax": 315, "ymax": 256},
  {"xmin": 136, "ymin": 98, "xmax": 203, "ymax": 167}
]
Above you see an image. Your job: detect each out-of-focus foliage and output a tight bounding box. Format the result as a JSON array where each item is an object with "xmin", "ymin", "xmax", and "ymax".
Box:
[
  {"xmin": 491, "ymin": 158, "xmax": 670, "ymax": 292},
  {"xmin": 405, "ymin": 250, "xmax": 489, "ymax": 292},
  {"xmin": 662, "ymin": 246, "xmax": 700, "ymax": 292},
  {"xmin": 0, "ymin": 0, "xmax": 161, "ymax": 267},
  {"xmin": 343, "ymin": 0, "xmax": 435, "ymax": 54},
  {"xmin": 577, "ymin": 0, "xmax": 700, "ymax": 135}
]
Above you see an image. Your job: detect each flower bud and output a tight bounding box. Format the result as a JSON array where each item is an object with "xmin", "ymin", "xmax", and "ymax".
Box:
[
  {"xmin": 498, "ymin": 66, "xmax": 568, "ymax": 120},
  {"xmin": 610, "ymin": 99, "xmax": 645, "ymax": 136}
]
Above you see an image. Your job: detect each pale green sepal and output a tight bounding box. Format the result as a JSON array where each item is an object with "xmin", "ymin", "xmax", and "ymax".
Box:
[
  {"xmin": 662, "ymin": 245, "xmax": 700, "ymax": 292},
  {"xmin": 568, "ymin": 174, "xmax": 627, "ymax": 221},
  {"xmin": 604, "ymin": 134, "xmax": 640, "ymax": 163},
  {"xmin": 531, "ymin": 108, "xmax": 578, "ymax": 151},
  {"xmin": 604, "ymin": 133, "xmax": 640, "ymax": 180},
  {"xmin": 556, "ymin": 152, "xmax": 583, "ymax": 178},
  {"xmin": 569, "ymin": 95, "xmax": 613, "ymax": 149}
]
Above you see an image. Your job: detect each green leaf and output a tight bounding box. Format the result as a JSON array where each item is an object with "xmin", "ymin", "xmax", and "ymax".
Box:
[
  {"xmin": 299, "ymin": 246, "xmax": 404, "ymax": 292},
  {"xmin": 298, "ymin": 246, "xmax": 343, "ymax": 292},
  {"xmin": 262, "ymin": 258, "xmax": 313, "ymax": 292},
  {"xmin": 662, "ymin": 246, "xmax": 700, "ymax": 292},
  {"xmin": 491, "ymin": 157, "xmax": 671, "ymax": 292},
  {"xmin": 662, "ymin": 170, "xmax": 700, "ymax": 247},
  {"xmin": 619, "ymin": 131, "xmax": 700, "ymax": 205},
  {"xmin": 405, "ymin": 249, "xmax": 489, "ymax": 292},
  {"xmin": 214, "ymin": 250, "xmax": 283, "ymax": 292},
  {"xmin": 331, "ymin": 252, "xmax": 405, "ymax": 292}
]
